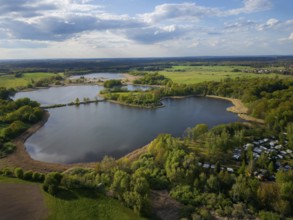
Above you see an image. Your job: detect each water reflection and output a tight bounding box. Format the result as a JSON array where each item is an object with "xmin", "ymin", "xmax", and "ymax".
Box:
[{"xmin": 26, "ymin": 97, "xmax": 242, "ymax": 164}]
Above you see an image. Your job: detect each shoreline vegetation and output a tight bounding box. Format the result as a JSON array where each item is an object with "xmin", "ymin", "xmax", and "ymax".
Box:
[{"xmin": 0, "ymin": 87, "xmax": 264, "ymax": 172}]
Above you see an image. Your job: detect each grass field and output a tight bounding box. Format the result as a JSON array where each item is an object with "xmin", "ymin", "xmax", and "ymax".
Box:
[
  {"xmin": 0, "ymin": 72, "xmax": 57, "ymax": 88},
  {"xmin": 159, "ymin": 65, "xmax": 287, "ymax": 84},
  {"xmin": 0, "ymin": 176, "xmax": 145, "ymax": 220},
  {"xmin": 45, "ymin": 189, "xmax": 145, "ymax": 220}
]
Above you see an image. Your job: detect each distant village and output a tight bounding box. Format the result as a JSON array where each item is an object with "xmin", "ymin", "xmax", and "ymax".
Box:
[
  {"xmin": 198, "ymin": 135, "xmax": 292, "ymax": 181},
  {"xmin": 239, "ymin": 67, "xmax": 293, "ymax": 75}
]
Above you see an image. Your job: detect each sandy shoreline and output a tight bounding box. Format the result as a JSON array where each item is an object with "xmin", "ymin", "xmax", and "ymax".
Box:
[{"xmin": 207, "ymin": 95, "xmax": 265, "ymax": 124}]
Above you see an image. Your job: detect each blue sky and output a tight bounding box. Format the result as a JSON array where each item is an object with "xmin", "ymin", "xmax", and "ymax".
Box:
[{"xmin": 0, "ymin": 0, "xmax": 292, "ymax": 59}]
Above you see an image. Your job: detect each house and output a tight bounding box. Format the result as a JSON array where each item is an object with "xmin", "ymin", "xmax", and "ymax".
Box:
[
  {"xmin": 233, "ymin": 154, "xmax": 241, "ymax": 160},
  {"xmin": 257, "ymin": 173, "xmax": 265, "ymax": 180},
  {"xmin": 210, "ymin": 165, "xmax": 215, "ymax": 169},
  {"xmin": 284, "ymin": 165, "xmax": 292, "ymax": 171},
  {"xmin": 280, "ymin": 151, "xmax": 287, "ymax": 156},
  {"xmin": 275, "ymin": 145, "xmax": 283, "ymax": 150},
  {"xmin": 227, "ymin": 167, "xmax": 234, "ymax": 173},
  {"xmin": 253, "ymin": 147, "xmax": 262, "ymax": 154},
  {"xmin": 253, "ymin": 153, "xmax": 260, "ymax": 159},
  {"xmin": 203, "ymin": 163, "xmax": 210, "ymax": 169},
  {"xmin": 269, "ymin": 140, "xmax": 278, "ymax": 147}
]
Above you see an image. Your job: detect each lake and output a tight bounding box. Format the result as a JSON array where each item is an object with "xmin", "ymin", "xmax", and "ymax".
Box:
[
  {"xmin": 24, "ymin": 96, "xmax": 242, "ymax": 163},
  {"xmin": 69, "ymin": 73, "xmax": 124, "ymax": 80},
  {"xmin": 13, "ymin": 85, "xmax": 151, "ymax": 106}
]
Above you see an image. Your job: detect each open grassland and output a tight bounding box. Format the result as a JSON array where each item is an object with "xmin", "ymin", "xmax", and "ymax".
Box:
[
  {"xmin": 0, "ymin": 72, "xmax": 57, "ymax": 88},
  {"xmin": 0, "ymin": 176, "xmax": 145, "ymax": 220},
  {"xmin": 160, "ymin": 65, "xmax": 288, "ymax": 84}
]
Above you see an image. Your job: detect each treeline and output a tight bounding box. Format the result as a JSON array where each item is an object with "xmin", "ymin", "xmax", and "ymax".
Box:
[
  {"xmin": 103, "ymin": 77, "xmax": 293, "ymax": 133},
  {"xmin": 0, "ymin": 88, "xmax": 44, "ymax": 157},
  {"xmin": 103, "ymin": 79, "xmax": 122, "ymax": 88},
  {"xmin": 161, "ymin": 77, "xmax": 293, "ymax": 133},
  {"xmin": 1, "ymin": 56, "xmax": 292, "ymax": 75},
  {"xmin": 25, "ymin": 74, "xmax": 64, "ymax": 88},
  {"xmin": 102, "ymin": 91, "xmax": 162, "ymax": 108},
  {"xmin": 133, "ymin": 73, "xmax": 172, "ymax": 85}
]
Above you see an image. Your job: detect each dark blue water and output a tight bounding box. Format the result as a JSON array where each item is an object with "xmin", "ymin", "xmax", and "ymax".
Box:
[{"xmin": 25, "ymin": 96, "xmax": 242, "ymax": 164}]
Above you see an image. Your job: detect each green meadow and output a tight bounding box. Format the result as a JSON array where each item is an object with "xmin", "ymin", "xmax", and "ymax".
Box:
[
  {"xmin": 159, "ymin": 65, "xmax": 287, "ymax": 84},
  {"xmin": 45, "ymin": 190, "xmax": 145, "ymax": 220},
  {"xmin": 0, "ymin": 72, "xmax": 57, "ymax": 88}
]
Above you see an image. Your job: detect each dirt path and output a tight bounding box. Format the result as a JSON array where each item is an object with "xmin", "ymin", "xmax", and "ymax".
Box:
[
  {"xmin": 151, "ymin": 190, "xmax": 182, "ymax": 220},
  {"xmin": 0, "ymin": 111, "xmax": 96, "ymax": 173},
  {"xmin": 207, "ymin": 95, "xmax": 265, "ymax": 124},
  {"xmin": 0, "ymin": 183, "xmax": 48, "ymax": 220}
]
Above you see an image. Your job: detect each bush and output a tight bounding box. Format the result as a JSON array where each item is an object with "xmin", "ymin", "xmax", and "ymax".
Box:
[
  {"xmin": 43, "ymin": 172, "xmax": 63, "ymax": 195},
  {"xmin": 259, "ymin": 211, "xmax": 281, "ymax": 220},
  {"xmin": 23, "ymin": 170, "xmax": 33, "ymax": 180},
  {"xmin": 32, "ymin": 172, "xmax": 45, "ymax": 182},
  {"xmin": 2, "ymin": 167, "xmax": 13, "ymax": 177},
  {"xmin": 2, "ymin": 142, "xmax": 16, "ymax": 154},
  {"xmin": 48, "ymin": 184, "xmax": 58, "ymax": 195},
  {"xmin": 61, "ymin": 175, "xmax": 82, "ymax": 189},
  {"xmin": 103, "ymin": 79, "xmax": 122, "ymax": 88},
  {"xmin": 14, "ymin": 167, "xmax": 24, "ymax": 179}
]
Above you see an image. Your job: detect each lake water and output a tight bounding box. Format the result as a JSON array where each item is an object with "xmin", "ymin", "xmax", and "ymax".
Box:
[
  {"xmin": 24, "ymin": 96, "xmax": 242, "ymax": 164},
  {"xmin": 69, "ymin": 73, "xmax": 124, "ymax": 80},
  {"xmin": 13, "ymin": 85, "xmax": 151, "ymax": 106}
]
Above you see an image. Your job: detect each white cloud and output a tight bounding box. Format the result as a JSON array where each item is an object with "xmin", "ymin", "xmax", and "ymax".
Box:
[
  {"xmin": 227, "ymin": 0, "xmax": 272, "ymax": 15},
  {"xmin": 0, "ymin": 0, "xmax": 292, "ymax": 58},
  {"xmin": 266, "ymin": 18, "xmax": 279, "ymax": 27},
  {"xmin": 140, "ymin": 3, "xmax": 220, "ymax": 23}
]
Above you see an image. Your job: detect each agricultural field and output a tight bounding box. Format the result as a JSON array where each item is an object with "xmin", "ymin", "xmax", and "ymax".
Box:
[
  {"xmin": 0, "ymin": 72, "xmax": 58, "ymax": 89},
  {"xmin": 0, "ymin": 176, "xmax": 144, "ymax": 220},
  {"xmin": 159, "ymin": 65, "xmax": 288, "ymax": 84}
]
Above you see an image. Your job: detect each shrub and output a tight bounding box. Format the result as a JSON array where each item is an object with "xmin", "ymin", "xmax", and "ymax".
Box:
[
  {"xmin": 259, "ymin": 211, "xmax": 281, "ymax": 220},
  {"xmin": 2, "ymin": 142, "xmax": 16, "ymax": 154},
  {"xmin": 43, "ymin": 172, "xmax": 63, "ymax": 195},
  {"xmin": 14, "ymin": 167, "xmax": 24, "ymax": 179},
  {"xmin": 32, "ymin": 172, "xmax": 45, "ymax": 182},
  {"xmin": 2, "ymin": 167, "xmax": 13, "ymax": 177},
  {"xmin": 48, "ymin": 184, "xmax": 58, "ymax": 195},
  {"xmin": 61, "ymin": 175, "xmax": 82, "ymax": 189},
  {"xmin": 23, "ymin": 170, "xmax": 33, "ymax": 180},
  {"xmin": 103, "ymin": 79, "xmax": 122, "ymax": 88}
]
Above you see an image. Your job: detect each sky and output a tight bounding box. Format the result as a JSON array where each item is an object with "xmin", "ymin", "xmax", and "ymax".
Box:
[{"xmin": 0, "ymin": 0, "xmax": 292, "ymax": 59}]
